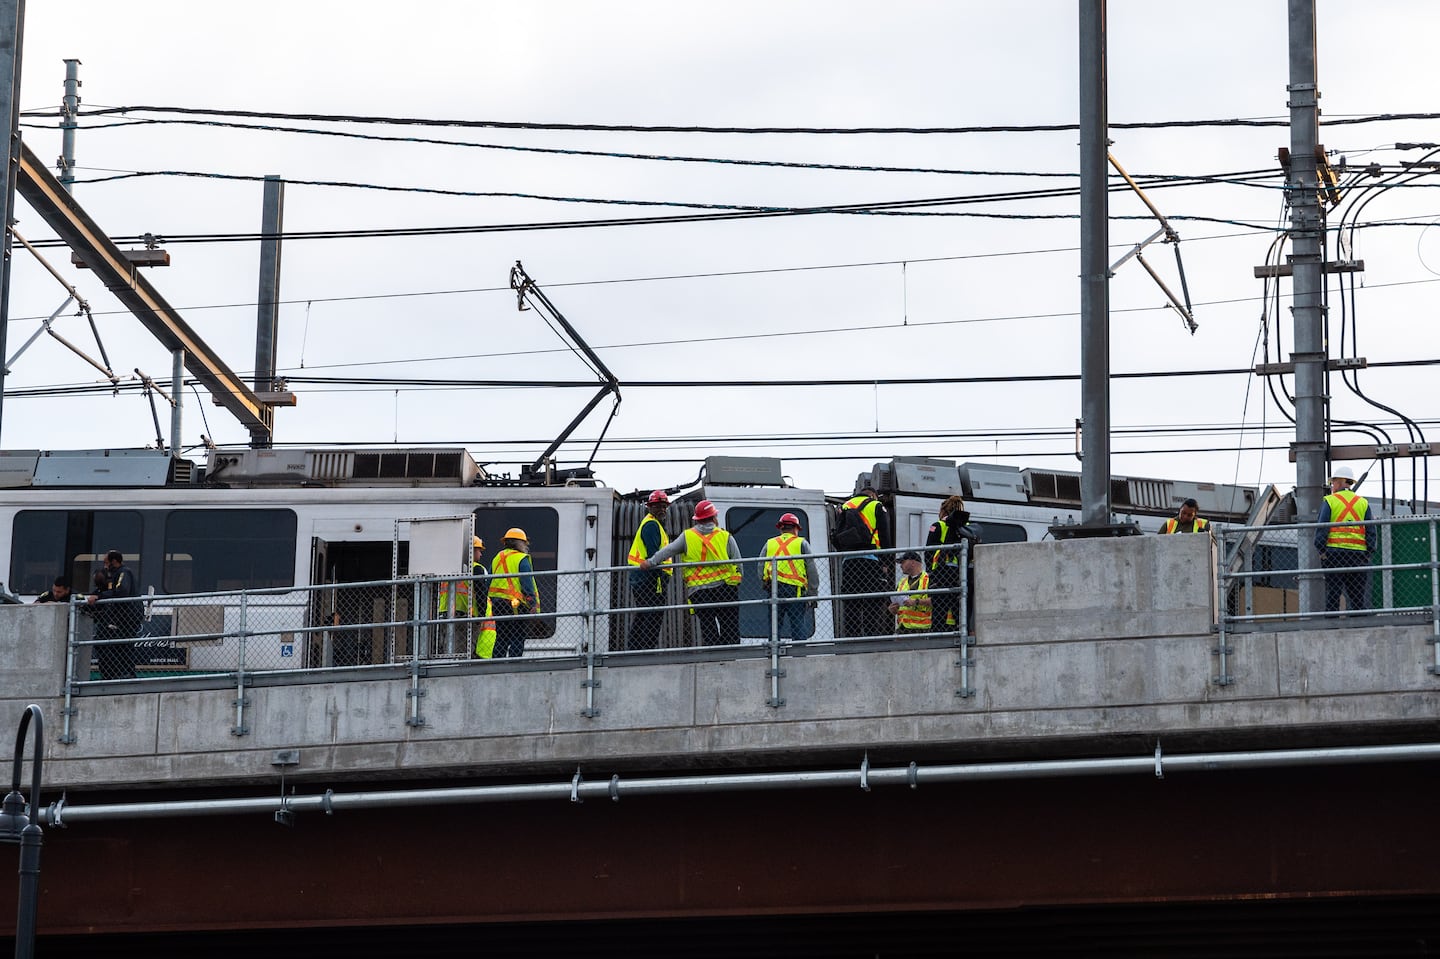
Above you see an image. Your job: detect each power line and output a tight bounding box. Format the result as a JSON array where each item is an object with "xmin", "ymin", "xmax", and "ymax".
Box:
[{"xmin": 40, "ymin": 105, "xmax": 1440, "ymax": 135}]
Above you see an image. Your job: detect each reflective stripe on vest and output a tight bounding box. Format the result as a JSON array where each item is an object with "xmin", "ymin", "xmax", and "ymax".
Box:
[
  {"xmin": 931, "ymin": 520, "xmax": 960, "ymax": 568},
  {"xmin": 488, "ymin": 549, "xmax": 528, "ymax": 604},
  {"xmin": 1324, "ymin": 490, "xmax": 1369, "ymax": 550},
  {"xmin": 628, "ymin": 514, "xmax": 671, "ymax": 572},
  {"xmin": 437, "ymin": 562, "xmax": 482, "ymax": 613},
  {"xmin": 841, "ymin": 495, "xmax": 881, "ymax": 549},
  {"xmin": 1162, "ymin": 517, "xmax": 1209, "ymax": 534},
  {"xmin": 897, "ymin": 572, "xmax": 931, "ymax": 630},
  {"xmin": 763, "ymin": 534, "xmax": 807, "ymax": 588},
  {"xmin": 681, "ymin": 528, "xmax": 740, "ymax": 589}
]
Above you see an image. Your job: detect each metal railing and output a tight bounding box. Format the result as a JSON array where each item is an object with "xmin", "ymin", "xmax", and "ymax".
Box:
[
  {"xmin": 62, "ymin": 542, "xmax": 973, "ymax": 696},
  {"xmin": 1215, "ymin": 513, "xmax": 1440, "ymax": 649}
]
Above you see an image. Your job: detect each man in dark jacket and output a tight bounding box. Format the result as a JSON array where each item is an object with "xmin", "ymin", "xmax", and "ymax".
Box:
[{"xmin": 87, "ymin": 549, "xmax": 141, "ymax": 679}]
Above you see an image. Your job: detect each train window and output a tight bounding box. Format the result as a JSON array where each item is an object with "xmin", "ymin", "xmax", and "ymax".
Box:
[
  {"xmin": 10, "ymin": 509, "xmax": 143, "ymax": 595},
  {"xmin": 474, "ymin": 507, "xmax": 558, "ymax": 638},
  {"xmin": 724, "ymin": 506, "xmax": 817, "ymax": 640},
  {"xmin": 163, "ymin": 510, "xmax": 298, "ymax": 593},
  {"xmin": 974, "ymin": 522, "xmax": 1027, "ymax": 545}
]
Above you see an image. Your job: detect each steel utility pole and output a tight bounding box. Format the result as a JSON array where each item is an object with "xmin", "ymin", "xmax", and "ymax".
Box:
[
  {"xmin": 1077, "ymin": 0, "xmax": 1114, "ymax": 529},
  {"xmin": 0, "ymin": 0, "xmax": 25, "ymax": 445},
  {"xmin": 252, "ymin": 174, "xmax": 284, "ymax": 449},
  {"xmin": 58, "ymin": 58, "xmax": 79, "ymax": 193},
  {"xmin": 1287, "ymin": 0, "xmax": 1327, "ymax": 612}
]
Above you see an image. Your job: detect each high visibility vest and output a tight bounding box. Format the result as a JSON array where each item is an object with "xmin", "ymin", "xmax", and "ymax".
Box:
[
  {"xmin": 489, "ymin": 549, "xmax": 534, "ymax": 607},
  {"xmin": 475, "ymin": 595, "xmax": 497, "ymax": 659},
  {"xmin": 930, "ymin": 520, "xmax": 962, "ymax": 568},
  {"xmin": 896, "ymin": 572, "xmax": 931, "ymax": 630},
  {"xmin": 437, "ymin": 562, "xmax": 482, "ymax": 614},
  {"xmin": 680, "ymin": 527, "xmax": 741, "ymax": 589},
  {"xmin": 841, "ymin": 495, "xmax": 881, "ymax": 549},
  {"xmin": 628, "ymin": 514, "xmax": 671, "ymax": 592},
  {"xmin": 1323, "ymin": 490, "xmax": 1369, "ymax": 550},
  {"xmin": 1161, "ymin": 517, "xmax": 1209, "ymax": 534},
  {"xmin": 762, "ymin": 534, "xmax": 808, "ymax": 588}
]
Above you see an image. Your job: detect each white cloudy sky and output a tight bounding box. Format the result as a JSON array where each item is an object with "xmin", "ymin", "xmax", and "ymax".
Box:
[{"xmin": 5, "ymin": 1, "xmax": 1440, "ymax": 502}]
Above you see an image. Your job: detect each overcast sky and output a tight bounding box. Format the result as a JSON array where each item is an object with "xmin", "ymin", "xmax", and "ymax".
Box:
[{"xmin": 5, "ymin": 1, "xmax": 1439, "ymax": 502}]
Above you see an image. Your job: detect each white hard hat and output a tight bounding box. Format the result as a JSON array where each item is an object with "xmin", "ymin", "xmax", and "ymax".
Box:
[{"xmin": 1330, "ymin": 465, "xmax": 1354, "ymax": 481}]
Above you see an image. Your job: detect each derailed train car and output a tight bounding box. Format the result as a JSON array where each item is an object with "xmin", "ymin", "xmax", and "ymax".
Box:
[{"xmin": 0, "ymin": 447, "xmax": 1266, "ymax": 665}]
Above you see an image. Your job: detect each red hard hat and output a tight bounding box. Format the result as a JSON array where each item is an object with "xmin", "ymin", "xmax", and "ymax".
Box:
[
  {"xmin": 692, "ymin": 500, "xmax": 718, "ymax": 522},
  {"xmin": 648, "ymin": 489, "xmax": 669, "ymax": 505},
  {"xmin": 777, "ymin": 512, "xmax": 801, "ymax": 529}
]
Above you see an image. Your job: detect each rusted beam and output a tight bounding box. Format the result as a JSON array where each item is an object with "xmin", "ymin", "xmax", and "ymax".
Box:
[{"xmin": 15, "ymin": 141, "xmax": 271, "ymax": 443}]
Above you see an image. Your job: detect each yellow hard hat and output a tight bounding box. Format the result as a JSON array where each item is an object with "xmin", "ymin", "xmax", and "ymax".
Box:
[
  {"xmin": 472, "ymin": 536, "xmax": 485, "ymax": 549},
  {"xmin": 503, "ymin": 527, "xmax": 528, "ymax": 543}
]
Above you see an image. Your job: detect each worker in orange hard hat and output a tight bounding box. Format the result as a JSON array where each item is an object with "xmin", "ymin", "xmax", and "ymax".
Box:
[
  {"xmin": 489, "ymin": 527, "xmax": 539, "ymax": 658},
  {"xmin": 626, "ymin": 490, "xmax": 673, "ymax": 650},
  {"xmin": 760, "ymin": 511, "xmax": 818, "ymax": 641},
  {"xmin": 640, "ymin": 499, "xmax": 742, "ymax": 646}
]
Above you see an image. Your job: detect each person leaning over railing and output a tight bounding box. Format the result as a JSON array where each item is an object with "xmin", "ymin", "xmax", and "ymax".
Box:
[
  {"xmin": 1314, "ymin": 465, "xmax": 1374, "ymax": 613},
  {"xmin": 1159, "ymin": 498, "xmax": 1208, "ymax": 534}
]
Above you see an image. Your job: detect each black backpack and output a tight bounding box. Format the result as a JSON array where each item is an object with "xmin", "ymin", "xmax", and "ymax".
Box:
[{"xmin": 832, "ymin": 499, "xmax": 874, "ymax": 551}]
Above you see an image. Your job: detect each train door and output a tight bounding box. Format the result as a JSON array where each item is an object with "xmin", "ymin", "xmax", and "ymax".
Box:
[{"xmin": 308, "ymin": 531, "xmax": 407, "ymax": 665}]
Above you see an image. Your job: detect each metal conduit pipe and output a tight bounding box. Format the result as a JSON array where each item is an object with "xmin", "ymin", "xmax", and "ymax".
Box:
[{"xmin": 41, "ymin": 742, "xmax": 1440, "ymax": 828}]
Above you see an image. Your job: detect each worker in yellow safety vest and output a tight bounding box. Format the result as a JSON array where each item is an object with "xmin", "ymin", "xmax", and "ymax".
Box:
[
  {"xmin": 627, "ymin": 490, "xmax": 673, "ymax": 650},
  {"xmin": 836, "ymin": 485, "xmax": 892, "ymax": 638},
  {"xmin": 1160, "ymin": 498, "xmax": 1209, "ymax": 534},
  {"xmin": 488, "ymin": 528, "xmax": 539, "ymax": 658},
  {"xmin": 1314, "ymin": 465, "xmax": 1373, "ymax": 613},
  {"xmin": 760, "ymin": 512, "xmax": 817, "ymax": 641},
  {"xmin": 888, "ymin": 551, "xmax": 932, "ymax": 633},
  {"xmin": 640, "ymin": 500, "xmax": 742, "ymax": 646}
]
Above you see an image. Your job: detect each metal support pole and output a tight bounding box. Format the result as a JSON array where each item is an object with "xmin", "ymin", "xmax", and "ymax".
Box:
[
  {"xmin": 59, "ymin": 600, "xmax": 77, "ymax": 744},
  {"xmin": 581, "ymin": 568, "xmax": 601, "ymax": 718},
  {"xmin": 0, "ymin": 0, "xmax": 29, "ymax": 444},
  {"xmin": 231, "ymin": 593, "xmax": 250, "ymax": 736},
  {"xmin": 956, "ymin": 540, "xmax": 975, "ymax": 698},
  {"xmin": 1078, "ymin": 0, "xmax": 1111, "ymax": 526},
  {"xmin": 406, "ymin": 581, "xmax": 425, "ymax": 727},
  {"xmin": 1288, "ymin": 0, "xmax": 1327, "ymax": 613},
  {"xmin": 58, "ymin": 58, "xmax": 79, "ymax": 193},
  {"xmin": 766, "ymin": 558, "xmax": 784, "ymax": 708},
  {"xmin": 1429, "ymin": 518, "xmax": 1439, "ymax": 676},
  {"xmin": 3, "ymin": 705, "xmax": 43, "ymax": 959},
  {"xmin": 252, "ymin": 175, "xmax": 283, "ymax": 449},
  {"xmin": 1214, "ymin": 533, "xmax": 1234, "ymax": 685},
  {"xmin": 170, "ymin": 349, "xmax": 183, "ymax": 454}
]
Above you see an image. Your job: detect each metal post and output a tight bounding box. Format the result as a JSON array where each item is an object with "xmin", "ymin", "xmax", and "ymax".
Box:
[
  {"xmin": 252, "ymin": 175, "xmax": 283, "ymax": 449},
  {"xmin": 1288, "ymin": 0, "xmax": 1327, "ymax": 613},
  {"xmin": 1429, "ymin": 519, "xmax": 1439, "ymax": 675},
  {"xmin": 1213, "ymin": 532, "xmax": 1233, "ymax": 685},
  {"xmin": 406, "ymin": 581, "xmax": 425, "ymax": 727},
  {"xmin": 1078, "ymin": 0, "xmax": 1111, "ymax": 526},
  {"xmin": 0, "ymin": 0, "xmax": 29, "ymax": 444},
  {"xmin": 169, "ymin": 349, "xmax": 183, "ymax": 454},
  {"xmin": 956, "ymin": 540, "xmax": 975, "ymax": 698},
  {"xmin": 581, "ymin": 569, "xmax": 601, "ymax": 718},
  {"xmin": 2, "ymin": 705, "xmax": 43, "ymax": 959},
  {"xmin": 58, "ymin": 58, "xmax": 79, "ymax": 193},
  {"xmin": 766, "ymin": 558, "xmax": 784, "ymax": 708},
  {"xmin": 59, "ymin": 599, "xmax": 77, "ymax": 744},
  {"xmin": 231, "ymin": 593, "xmax": 250, "ymax": 736}
]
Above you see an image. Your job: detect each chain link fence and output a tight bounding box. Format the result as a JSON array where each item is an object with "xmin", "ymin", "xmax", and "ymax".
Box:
[
  {"xmin": 1217, "ymin": 514, "xmax": 1440, "ymax": 629},
  {"xmin": 67, "ymin": 543, "xmax": 971, "ymax": 683}
]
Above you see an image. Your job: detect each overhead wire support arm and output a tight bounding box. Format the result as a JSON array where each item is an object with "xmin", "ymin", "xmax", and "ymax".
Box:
[
  {"xmin": 1107, "ymin": 152, "xmax": 1198, "ymax": 334},
  {"xmin": 508, "ymin": 260, "xmax": 622, "ymax": 481}
]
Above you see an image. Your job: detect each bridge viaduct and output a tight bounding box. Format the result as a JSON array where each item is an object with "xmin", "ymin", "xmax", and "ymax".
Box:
[{"xmin": 1, "ymin": 535, "xmax": 1437, "ymax": 955}]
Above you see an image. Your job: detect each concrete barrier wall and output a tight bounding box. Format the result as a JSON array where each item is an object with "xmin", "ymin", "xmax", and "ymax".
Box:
[{"xmin": 1, "ymin": 535, "xmax": 1436, "ymax": 792}]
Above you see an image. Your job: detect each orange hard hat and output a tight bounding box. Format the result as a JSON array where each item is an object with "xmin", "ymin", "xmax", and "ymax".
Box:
[{"xmin": 503, "ymin": 527, "xmax": 528, "ymax": 543}]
